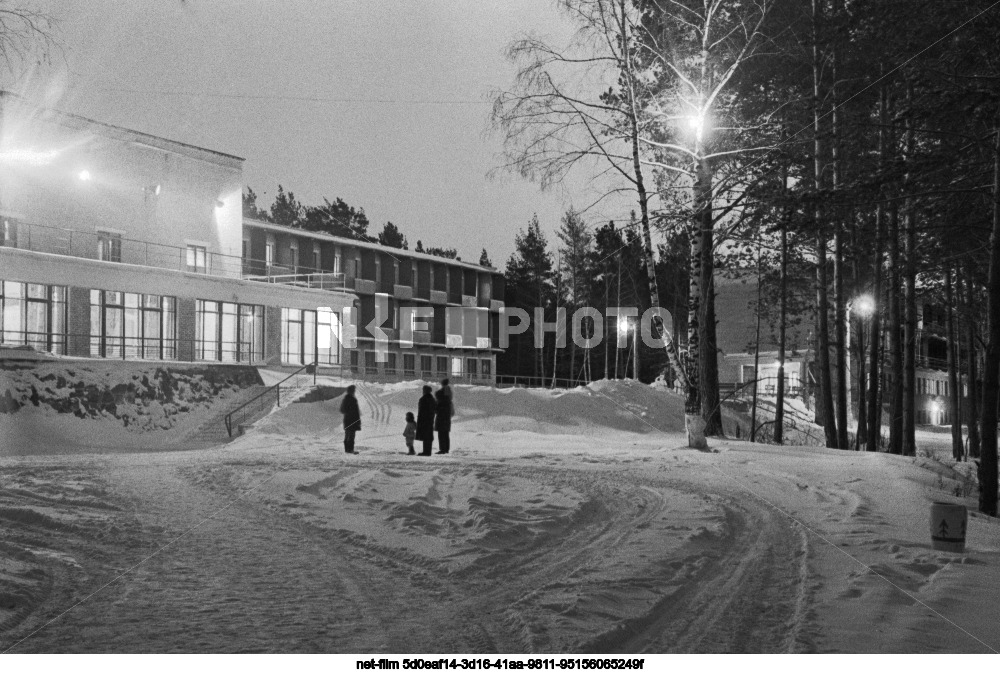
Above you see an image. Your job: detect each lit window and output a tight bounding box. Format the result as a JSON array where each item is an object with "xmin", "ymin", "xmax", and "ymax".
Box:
[
  {"xmin": 98, "ymin": 232, "xmax": 122, "ymax": 263},
  {"xmin": 186, "ymin": 245, "xmax": 207, "ymax": 273}
]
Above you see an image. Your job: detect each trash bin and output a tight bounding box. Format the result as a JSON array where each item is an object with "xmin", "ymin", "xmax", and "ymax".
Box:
[{"xmin": 930, "ymin": 502, "xmax": 967, "ymax": 553}]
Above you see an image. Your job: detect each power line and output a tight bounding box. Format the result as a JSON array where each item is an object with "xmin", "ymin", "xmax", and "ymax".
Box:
[{"xmin": 85, "ymin": 87, "xmax": 489, "ymax": 106}]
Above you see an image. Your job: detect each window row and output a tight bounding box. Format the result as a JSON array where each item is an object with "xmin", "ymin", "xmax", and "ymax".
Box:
[
  {"xmin": 0, "ymin": 281, "xmax": 67, "ymax": 354},
  {"xmin": 280, "ymin": 307, "xmax": 344, "ymax": 366},
  {"xmin": 196, "ymin": 300, "xmax": 264, "ymax": 363},
  {"xmin": 349, "ymin": 350, "xmax": 493, "ymax": 379},
  {"xmin": 90, "ymin": 290, "xmax": 177, "ymax": 359}
]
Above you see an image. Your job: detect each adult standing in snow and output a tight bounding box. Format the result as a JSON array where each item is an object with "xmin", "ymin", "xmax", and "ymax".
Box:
[
  {"xmin": 435, "ymin": 378, "xmax": 453, "ymax": 454},
  {"xmin": 416, "ymin": 385, "xmax": 437, "ymax": 456},
  {"xmin": 340, "ymin": 385, "xmax": 361, "ymax": 454}
]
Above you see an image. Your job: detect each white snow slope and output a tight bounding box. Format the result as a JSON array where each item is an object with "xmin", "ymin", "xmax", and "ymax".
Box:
[{"xmin": 1, "ymin": 377, "xmax": 998, "ymax": 654}]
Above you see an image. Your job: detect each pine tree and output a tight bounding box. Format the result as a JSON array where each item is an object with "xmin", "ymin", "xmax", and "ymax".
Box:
[
  {"xmin": 479, "ymin": 249, "xmax": 493, "ymax": 267},
  {"xmin": 242, "ymin": 187, "xmax": 270, "ymax": 221},
  {"xmin": 302, "ymin": 197, "xmax": 370, "ymax": 240},
  {"xmin": 377, "ymin": 221, "xmax": 408, "ymax": 249},
  {"xmin": 270, "ymin": 185, "xmax": 303, "ymax": 227},
  {"xmin": 503, "ymin": 215, "xmax": 555, "ymax": 379},
  {"xmin": 556, "ymin": 208, "xmax": 594, "ymax": 381}
]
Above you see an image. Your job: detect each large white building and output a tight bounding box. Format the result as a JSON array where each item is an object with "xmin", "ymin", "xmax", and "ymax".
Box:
[{"xmin": 0, "ymin": 92, "xmax": 503, "ymax": 382}]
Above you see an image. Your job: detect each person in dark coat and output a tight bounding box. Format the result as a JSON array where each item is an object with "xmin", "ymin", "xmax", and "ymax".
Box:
[
  {"xmin": 434, "ymin": 379, "xmax": 453, "ymax": 454},
  {"xmin": 340, "ymin": 385, "xmax": 361, "ymax": 454},
  {"xmin": 415, "ymin": 385, "xmax": 437, "ymax": 456}
]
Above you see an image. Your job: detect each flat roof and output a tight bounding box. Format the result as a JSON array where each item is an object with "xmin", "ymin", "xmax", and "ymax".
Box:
[
  {"xmin": 244, "ymin": 218, "xmax": 499, "ymax": 274},
  {"xmin": 0, "ymin": 90, "xmax": 244, "ymax": 168}
]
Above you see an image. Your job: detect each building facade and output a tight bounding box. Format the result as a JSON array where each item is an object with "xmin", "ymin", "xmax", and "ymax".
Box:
[{"xmin": 0, "ymin": 92, "xmax": 502, "ymax": 382}]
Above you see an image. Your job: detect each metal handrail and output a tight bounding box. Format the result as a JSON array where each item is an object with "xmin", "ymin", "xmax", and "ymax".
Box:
[{"xmin": 224, "ymin": 361, "xmax": 317, "ymax": 437}]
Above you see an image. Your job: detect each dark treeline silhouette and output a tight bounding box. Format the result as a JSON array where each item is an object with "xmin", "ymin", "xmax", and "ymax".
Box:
[{"xmin": 488, "ymin": 0, "xmax": 1000, "ymax": 513}]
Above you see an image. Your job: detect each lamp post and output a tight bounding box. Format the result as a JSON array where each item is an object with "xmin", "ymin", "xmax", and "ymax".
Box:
[
  {"xmin": 849, "ymin": 294, "xmax": 876, "ymax": 449},
  {"xmin": 617, "ymin": 316, "xmax": 636, "ymax": 380}
]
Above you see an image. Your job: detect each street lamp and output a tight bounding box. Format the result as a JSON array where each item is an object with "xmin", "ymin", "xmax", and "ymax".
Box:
[{"xmin": 848, "ymin": 293, "xmax": 876, "ymax": 449}]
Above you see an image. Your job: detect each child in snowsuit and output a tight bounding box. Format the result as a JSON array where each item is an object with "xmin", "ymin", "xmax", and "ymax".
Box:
[{"xmin": 403, "ymin": 411, "xmax": 417, "ymax": 455}]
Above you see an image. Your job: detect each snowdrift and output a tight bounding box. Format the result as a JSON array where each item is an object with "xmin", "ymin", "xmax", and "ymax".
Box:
[{"xmin": 0, "ymin": 362, "xmax": 262, "ymax": 455}]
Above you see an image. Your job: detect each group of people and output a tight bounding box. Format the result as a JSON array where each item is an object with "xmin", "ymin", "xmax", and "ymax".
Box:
[
  {"xmin": 338, "ymin": 379, "xmax": 455, "ymax": 456},
  {"xmin": 404, "ymin": 379, "xmax": 453, "ymax": 456}
]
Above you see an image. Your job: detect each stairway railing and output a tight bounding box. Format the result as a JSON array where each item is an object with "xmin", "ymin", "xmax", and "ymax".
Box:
[{"xmin": 224, "ymin": 362, "xmax": 317, "ymax": 437}]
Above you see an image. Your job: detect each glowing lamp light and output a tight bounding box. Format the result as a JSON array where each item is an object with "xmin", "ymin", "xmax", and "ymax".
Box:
[
  {"xmin": 688, "ymin": 112, "xmax": 707, "ymax": 141},
  {"xmin": 77, "ymin": 169, "xmax": 91, "ymax": 182},
  {"xmin": 853, "ymin": 294, "xmax": 875, "ymax": 317},
  {"xmin": 617, "ymin": 316, "xmax": 631, "ymax": 334}
]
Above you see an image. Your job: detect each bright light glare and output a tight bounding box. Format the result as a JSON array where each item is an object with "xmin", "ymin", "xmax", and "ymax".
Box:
[
  {"xmin": 853, "ymin": 294, "xmax": 875, "ymax": 317},
  {"xmin": 78, "ymin": 169, "xmax": 91, "ymax": 181},
  {"xmin": 930, "ymin": 400, "xmax": 943, "ymax": 413},
  {"xmin": 0, "ymin": 148, "xmax": 60, "ymax": 166},
  {"xmin": 617, "ymin": 317, "xmax": 631, "ymax": 334}
]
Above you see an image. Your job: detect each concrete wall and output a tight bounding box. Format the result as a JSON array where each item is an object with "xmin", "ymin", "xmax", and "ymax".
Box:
[{"xmin": 0, "ymin": 93, "xmax": 243, "ymax": 275}]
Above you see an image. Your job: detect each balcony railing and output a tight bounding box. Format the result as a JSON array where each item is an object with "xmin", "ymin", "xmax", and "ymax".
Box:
[{"xmin": 2, "ymin": 219, "xmax": 350, "ymax": 292}]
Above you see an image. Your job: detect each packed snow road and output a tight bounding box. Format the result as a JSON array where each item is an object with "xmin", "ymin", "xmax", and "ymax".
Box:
[
  {"xmin": 2, "ymin": 380, "xmax": 999, "ymax": 653},
  {"xmin": 2, "ymin": 451, "xmax": 808, "ymax": 653}
]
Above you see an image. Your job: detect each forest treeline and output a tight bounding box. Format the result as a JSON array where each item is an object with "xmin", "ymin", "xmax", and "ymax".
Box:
[
  {"xmin": 486, "ymin": 0, "xmax": 1000, "ymax": 514},
  {"xmin": 242, "ymin": 186, "xmax": 480, "ymax": 263}
]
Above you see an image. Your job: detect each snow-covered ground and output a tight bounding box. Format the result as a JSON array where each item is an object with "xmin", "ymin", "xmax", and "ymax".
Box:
[{"xmin": 1, "ymin": 377, "xmax": 998, "ymax": 653}]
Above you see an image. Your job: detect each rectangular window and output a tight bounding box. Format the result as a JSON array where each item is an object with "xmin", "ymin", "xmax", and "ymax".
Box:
[
  {"xmin": 481, "ymin": 359, "xmax": 492, "ymax": 378},
  {"xmin": 281, "ymin": 307, "xmax": 318, "ymax": 365},
  {"xmin": 451, "ymin": 357, "xmax": 462, "ymax": 377},
  {"xmin": 387, "ymin": 352, "xmax": 397, "ymax": 375},
  {"xmin": 403, "ymin": 353, "xmax": 416, "ymax": 377},
  {"xmin": 364, "ymin": 350, "xmax": 377, "ymax": 376},
  {"xmin": 312, "ymin": 248, "xmax": 321, "ymax": 273},
  {"xmin": 196, "ymin": 300, "xmax": 262, "ymax": 362},
  {"xmin": 1, "ymin": 218, "xmax": 16, "ymax": 246},
  {"xmin": 350, "ymin": 350, "xmax": 360, "ymax": 373},
  {"xmin": 89, "ymin": 290, "xmax": 174, "ymax": 360},
  {"xmin": 436, "ymin": 356, "xmax": 448, "ymax": 375},
  {"xmin": 1, "ymin": 282, "xmax": 66, "ymax": 354},
  {"xmin": 421, "ymin": 355, "xmax": 433, "ymax": 377},
  {"xmin": 316, "ymin": 308, "xmax": 342, "ymax": 365},
  {"xmin": 186, "ymin": 245, "xmax": 207, "ymax": 273},
  {"xmin": 466, "ymin": 358, "xmax": 478, "ymax": 379},
  {"xmin": 98, "ymin": 232, "xmax": 122, "ymax": 263},
  {"xmin": 290, "ymin": 244, "xmax": 299, "ymax": 271},
  {"xmin": 265, "ymin": 241, "xmax": 275, "ymax": 267}
]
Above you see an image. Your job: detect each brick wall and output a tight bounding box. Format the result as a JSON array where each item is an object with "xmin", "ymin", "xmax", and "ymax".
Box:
[
  {"xmin": 67, "ymin": 285, "xmax": 91, "ymax": 357},
  {"xmin": 176, "ymin": 297, "xmax": 197, "ymax": 361},
  {"xmin": 264, "ymin": 305, "xmax": 282, "ymax": 365}
]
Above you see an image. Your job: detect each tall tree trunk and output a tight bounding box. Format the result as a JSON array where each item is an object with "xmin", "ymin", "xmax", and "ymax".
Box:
[
  {"xmin": 831, "ymin": 0, "xmax": 849, "ymax": 450},
  {"xmin": 619, "ymin": 3, "xmax": 697, "ymax": 445},
  {"xmin": 966, "ymin": 261, "xmax": 981, "ymax": 459},
  {"xmin": 946, "ymin": 267, "xmax": 963, "ymax": 461},
  {"xmin": 979, "ymin": 123, "xmax": 1000, "ymax": 517},
  {"xmin": 751, "ymin": 245, "xmax": 762, "ymax": 442},
  {"xmin": 813, "ymin": 0, "xmax": 837, "ymax": 448},
  {"xmin": 902, "ymin": 82, "xmax": 917, "ymax": 457},
  {"xmin": 775, "ymin": 166, "xmax": 790, "ymax": 446},
  {"xmin": 855, "ymin": 295, "xmax": 867, "ymax": 450},
  {"xmin": 889, "ymin": 203, "xmax": 904, "ymax": 455},
  {"xmin": 867, "ymin": 81, "xmax": 888, "ymax": 453},
  {"xmin": 701, "ymin": 227, "xmax": 723, "ymax": 436}
]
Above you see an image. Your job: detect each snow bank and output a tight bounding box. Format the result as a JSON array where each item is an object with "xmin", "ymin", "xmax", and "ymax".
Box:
[{"xmin": 0, "ymin": 362, "xmax": 262, "ymax": 455}]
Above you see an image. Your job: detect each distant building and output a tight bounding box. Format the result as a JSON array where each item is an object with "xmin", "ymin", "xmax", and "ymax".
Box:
[
  {"xmin": 0, "ymin": 91, "xmax": 503, "ymax": 382},
  {"xmin": 713, "ymin": 271, "xmax": 967, "ymax": 427},
  {"xmin": 714, "ymin": 273, "xmax": 812, "ymax": 399}
]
